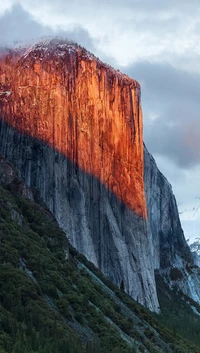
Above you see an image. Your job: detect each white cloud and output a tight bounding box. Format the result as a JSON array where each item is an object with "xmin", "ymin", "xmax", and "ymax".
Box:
[
  {"xmin": 0, "ymin": 0, "xmax": 15, "ymax": 15},
  {"xmin": 1, "ymin": 0, "xmax": 199, "ymax": 68},
  {"xmin": 0, "ymin": 0, "xmax": 195, "ymax": 69}
]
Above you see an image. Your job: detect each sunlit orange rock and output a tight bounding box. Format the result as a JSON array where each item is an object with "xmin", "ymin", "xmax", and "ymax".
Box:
[
  {"xmin": 0, "ymin": 39, "xmax": 146, "ymax": 218},
  {"xmin": 0, "ymin": 40, "xmax": 162, "ymax": 312}
]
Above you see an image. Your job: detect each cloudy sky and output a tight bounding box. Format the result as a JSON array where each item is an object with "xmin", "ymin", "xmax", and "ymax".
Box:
[{"xmin": 1, "ymin": 0, "xmax": 200, "ymax": 242}]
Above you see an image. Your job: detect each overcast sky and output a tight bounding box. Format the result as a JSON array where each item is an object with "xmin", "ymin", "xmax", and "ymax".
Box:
[{"xmin": 1, "ymin": 0, "xmax": 200, "ymax": 242}]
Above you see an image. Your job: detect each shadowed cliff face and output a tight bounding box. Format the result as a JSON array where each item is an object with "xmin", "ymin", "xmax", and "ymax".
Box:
[
  {"xmin": 0, "ymin": 120, "xmax": 159, "ymax": 312},
  {"xmin": 144, "ymin": 146, "xmax": 200, "ymax": 306},
  {"xmin": 144, "ymin": 146, "xmax": 192, "ymax": 270},
  {"xmin": 0, "ymin": 39, "xmax": 159, "ymax": 312}
]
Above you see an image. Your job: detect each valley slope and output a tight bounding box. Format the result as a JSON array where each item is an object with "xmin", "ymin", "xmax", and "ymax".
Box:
[{"xmin": 0, "ymin": 157, "xmax": 199, "ymax": 353}]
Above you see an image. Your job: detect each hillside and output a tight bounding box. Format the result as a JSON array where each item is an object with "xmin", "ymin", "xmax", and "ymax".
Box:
[{"xmin": 0, "ymin": 158, "xmax": 200, "ymax": 353}]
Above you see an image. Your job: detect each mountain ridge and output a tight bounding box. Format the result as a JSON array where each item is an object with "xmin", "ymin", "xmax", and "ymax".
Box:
[{"xmin": 0, "ymin": 38, "xmax": 199, "ymax": 314}]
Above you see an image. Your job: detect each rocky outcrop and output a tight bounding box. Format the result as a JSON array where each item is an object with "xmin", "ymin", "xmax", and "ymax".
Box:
[
  {"xmin": 0, "ymin": 39, "xmax": 159, "ymax": 312},
  {"xmin": 188, "ymin": 239, "xmax": 200, "ymax": 267},
  {"xmin": 144, "ymin": 146, "xmax": 192, "ymax": 269},
  {"xmin": 144, "ymin": 146, "xmax": 200, "ymax": 304},
  {"xmin": 0, "ymin": 156, "xmax": 33, "ymax": 200},
  {"xmin": 157, "ymin": 264, "xmax": 200, "ymax": 306}
]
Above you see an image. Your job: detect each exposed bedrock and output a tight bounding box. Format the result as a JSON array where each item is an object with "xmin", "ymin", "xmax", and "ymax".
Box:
[{"xmin": 0, "ymin": 121, "xmax": 159, "ymax": 312}]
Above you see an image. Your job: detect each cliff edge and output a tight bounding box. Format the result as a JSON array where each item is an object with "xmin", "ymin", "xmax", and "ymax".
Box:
[{"xmin": 0, "ymin": 39, "xmax": 159, "ymax": 311}]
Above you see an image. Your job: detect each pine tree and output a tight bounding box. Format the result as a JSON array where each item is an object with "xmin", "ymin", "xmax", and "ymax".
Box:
[{"xmin": 120, "ymin": 280, "xmax": 125, "ymax": 292}]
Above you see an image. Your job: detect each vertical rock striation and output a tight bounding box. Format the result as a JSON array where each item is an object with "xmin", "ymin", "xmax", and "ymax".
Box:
[
  {"xmin": 0, "ymin": 39, "xmax": 159, "ymax": 312},
  {"xmin": 144, "ymin": 145, "xmax": 192, "ymax": 270},
  {"xmin": 0, "ymin": 40, "xmax": 146, "ymax": 217},
  {"xmin": 144, "ymin": 146, "xmax": 200, "ymax": 305}
]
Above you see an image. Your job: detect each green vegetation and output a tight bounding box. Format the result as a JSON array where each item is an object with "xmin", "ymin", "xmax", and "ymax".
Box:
[
  {"xmin": 155, "ymin": 272, "xmax": 200, "ymax": 348},
  {"xmin": 0, "ymin": 181, "xmax": 136, "ymax": 353},
  {"xmin": 0, "ymin": 186, "xmax": 84, "ymax": 353},
  {"xmin": 0, "ymin": 164, "xmax": 200, "ymax": 353}
]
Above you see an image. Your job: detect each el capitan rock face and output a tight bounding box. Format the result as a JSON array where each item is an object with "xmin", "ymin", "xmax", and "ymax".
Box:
[
  {"xmin": 0, "ymin": 39, "xmax": 159, "ymax": 312},
  {"xmin": 0, "ymin": 40, "xmax": 145, "ymax": 218}
]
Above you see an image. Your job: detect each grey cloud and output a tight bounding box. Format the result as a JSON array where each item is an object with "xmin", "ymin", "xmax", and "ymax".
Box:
[
  {"xmin": 122, "ymin": 61, "xmax": 200, "ymax": 168},
  {"xmin": 145, "ymin": 113, "xmax": 200, "ymax": 168},
  {"xmin": 0, "ymin": 3, "xmax": 95, "ymax": 51},
  {"xmin": 124, "ymin": 61, "xmax": 200, "ymax": 105},
  {"xmin": 0, "ymin": 4, "xmax": 50, "ymax": 46},
  {"xmin": 7, "ymin": 0, "xmax": 198, "ymax": 39}
]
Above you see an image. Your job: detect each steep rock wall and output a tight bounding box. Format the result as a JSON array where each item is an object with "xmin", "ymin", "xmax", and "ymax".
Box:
[
  {"xmin": 144, "ymin": 146, "xmax": 192, "ymax": 269},
  {"xmin": 0, "ymin": 40, "xmax": 145, "ymax": 217},
  {"xmin": 0, "ymin": 40, "xmax": 159, "ymax": 312},
  {"xmin": 144, "ymin": 146, "xmax": 200, "ymax": 304}
]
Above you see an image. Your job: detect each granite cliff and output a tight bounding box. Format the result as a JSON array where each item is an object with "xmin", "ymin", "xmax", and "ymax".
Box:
[
  {"xmin": 144, "ymin": 146, "xmax": 200, "ymax": 305},
  {"xmin": 0, "ymin": 39, "xmax": 158, "ymax": 312},
  {"xmin": 144, "ymin": 146, "xmax": 192, "ymax": 270},
  {"xmin": 0, "ymin": 38, "xmax": 199, "ymax": 312}
]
